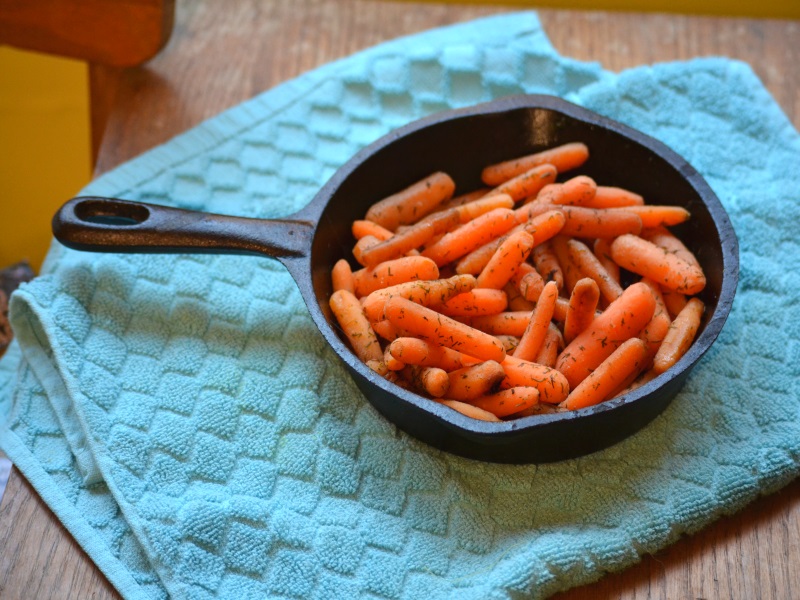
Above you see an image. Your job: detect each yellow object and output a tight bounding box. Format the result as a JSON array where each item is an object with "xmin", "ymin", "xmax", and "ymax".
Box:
[{"xmin": 0, "ymin": 47, "xmax": 91, "ymax": 272}]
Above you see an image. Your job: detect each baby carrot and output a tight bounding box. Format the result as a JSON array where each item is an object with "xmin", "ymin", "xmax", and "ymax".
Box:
[
  {"xmin": 436, "ymin": 399, "xmax": 501, "ymax": 422},
  {"xmin": 383, "ymin": 345, "xmax": 405, "ymax": 371},
  {"xmin": 371, "ymin": 319, "xmax": 399, "ymax": 341},
  {"xmin": 555, "ymin": 281, "xmax": 656, "ymax": 388},
  {"xmin": 437, "ymin": 188, "xmax": 492, "ymax": 210},
  {"xmin": 592, "ymin": 238, "xmax": 620, "ymax": 285},
  {"xmin": 531, "ymin": 242, "xmax": 564, "ymax": 290},
  {"xmin": 485, "ymin": 163, "xmax": 558, "ymax": 203},
  {"xmin": 550, "ymin": 235, "xmax": 583, "ymax": 296},
  {"xmin": 497, "ymin": 334, "xmax": 521, "ymax": 354},
  {"xmin": 566, "ymin": 238, "xmax": 623, "ymax": 304},
  {"xmin": 534, "ymin": 323, "xmax": 564, "ymax": 368},
  {"xmin": 386, "ymin": 337, "xmax": 479, "ymax": 371},
  {"xmin": 332, "ymin": 258, "xmax": 355, "ymax": 294},
  {"xmin": 481, "ymin": 142, "xmax": 589, "ymax": 186},
  {"xmin": 366, "ymin": 360, "xmax": 389, "ymax": 376},
  {"xmin": 504, "ymin": 282, "xmax": 535, "ymax": 312},
  {"xmin": 329, "ymin": 290, "xmax": 383, "ymax": 364},
  {"xmin": 402, "ymin": 365, "xmax": 450, "ymax": 398},
  {"xmin": 563, "ymin": 277, "xmax": 600, "ymax": 344},
  {"xmin": 511, "ymin": 262, "xmax": 545, "ymax": 302},
  {"xmin": 365, "ymin": 171, "xmax": 456, "ymax": 231},
  {"xmin": 583, "ymin": 186, "xmax": 644, "ymax": 208},
  {"xmin": 514, "ymin": 281, "xmax": 559, "ymax": 361},
  {"xmin": 359, "ymin": 222, "xmax": 436, "ymax": 267},
  {"xmin": 352, "ymin": 256, "xmax": 440, "ymax": 297},
  {"xmin": 467, "ymin": 311, "xmax": 532, "ymax": 337},
  {"xmin": 536, "ymin": 175, "xmax": 597, "ymax": 206},
  {"xmin": 446, "ymin": 360, "xmax": 507, "ymax": 401},
  {"xmin": 639, "ymin": 277, "xmax": 672, "ymax": 361},
  {"xmin": 384, "ymin": 296, "xmax": 506, "ymax": 362},
  {"xmin": 653, "ymin": 297, "xmax": 705, "ymax": 374},
  {"xmin": 453, "ymin": 224, "xmax": 523, "ymax": 275},
  {"xmin": 470, "ymin": 387, "xmax": 540, "ymax": 418},
  {"xmin": 607, "ymin": 205, "xmax": 690, "ymax": 228},
  {"xmin": 641, "ymin": 226, "xmax": 701, "ymax": 269},
  {"xmin": 352, "ymin": 235, "xmax": 380, "ymax": 266},
  {"xmin": 610, "ymin": 234, "xmax": 706, "ymax": 295},
  {"xmin": 561, "ymin": 338, "xmax": 649, "ymax": 410},
  {"xmin": 500, "ymin": 356, "xmax": 570, "ymax": 404},
  {"xmin": 476, "ymin": 230, "xmax": 534, "ymax": 289},
  {"xmin": 522, "ymin": 209, "xmax": 566, "ymax": 246},
  {"xmin": 352, "ymin": 220, "xmax": 393, "ymax": 241},
  {"xmin": 432, "ymin": 288, "xmax": 508, "ymax": 317},
  {"xmin": 555, "ymin": 205, "xmax": 643, "ymax": 239},
  {"xmin": 454, "ymin": 194, "xmax": 515, "ymax": 222},
  {"xmin": 422, "ymin": 208, "xmax": 518, "ymax": 266},
  {"xmin": 611, "ymin": 369, "xmax": 658, "ymax": 399},
  {"xmin": 362, "ymin": 274, "xmax": 475, "ymax": 321},
  {"xmin": 662, "ymin": 289, "xmax": 689, "ymax": 320}
]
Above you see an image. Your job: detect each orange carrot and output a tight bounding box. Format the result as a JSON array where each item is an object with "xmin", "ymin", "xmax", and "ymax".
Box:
[
  {"xmin": 352, "ymin": 256, "xmax": 439, "ymax": 297},
  {"xmin": 593, "ymin": 238, "xmax": 620, "ymax": 285},
  {"xmin": 536, "ymin": 175, "xmax": 597, "ymax": 206},
  {"xmin": 382, "ymin": 343, "xmax": 404, "ymax": 371},
  {"xmin": 514, "ymin": 200, "xmax": 565, "ymax": 226},
  {"xmin": 522, "ymin": 209, "xmax": 566, "ymax": 245},
  {"xmin": 436, "ymin": 399, "xmax": 501, "ymax": 422},
  {"xmin": 610, "ymin": 234, "xmax": 706, "ymax": 295},
  {"xmin": 550, "ymin": 235, "xmax": 583, "ymax": 296},
  {"xmin": 531, "ymin": 242, "xmax": 564, "ymax": 290},
  {"xmin": 362, "ymin": 274, "xmax": 475, "ymax": 321},
  {"xmin": 485, "ymin": 163, "xmax": 558, "ymax": 203},
  {"xmin": 500, "ymin": 356, "xmax": 569, "ymax": 404},
  {"xmin": 534, "ymin": 323, "xmax": 564, "ymax": 368},
  {"xmin": 402, "ymin": 365, "xmax": 450, "ymax": 398},
  {"xmin": 384, "ymin": 296, "xmax": 506, "ymax": 362},
  {"xmin": 653, "ymin": 297, "xmax": 704, "ymax": 374},
  {"xmin": 662, "ymin": 289, "xmax": 688, "ymax": 320},
  {"xmin": 497, "ymin": 334, "xmax": 520, "ymax": 354},
  {"xmin": 422, "ymin": 208, "xmax": 517, "ymax": 266},
  {"xmin": 554, "ymin": 205, "xmax": 643, "ymax": 239},
  {"xmin": 481, "ymin": 142, "xmax": 589, "ymax": 186},
  {"xmin": 476, "ymin": 230, "xmax": 534, "ymax": 289},
  {"xmin": 439, "ymin": 187, "xmax": 492, "ymax": 210},
  {"xmin": 511, "ymin": 262, "xmax": 545, "ymax": 302},
  {"xmin": 360, "ymin": 211, "xmax": 459, "ymax": 267},
  {"xmin": 366, "ymin": 360, "xmax": 389, "ymax": 376},
  {"xmin": 352, "ymin": 235, "xmax": 381, "ymax": 266},
  {"xmin": 432, "ymin": 288, "xmax": 508, "ymax": 317},
  {"xmin": 561, "ymin": 338, "xmax": 649, "ymax": 410},
  {"xmin": 553, "ymin": 297, "xmax": 572, "ymax": 323},
  {"xmin": 329, "ymin": 290, "xmax": 383, "ymax": 363},
  {"xmin": 504, "ymin": 282, "xmax": 536, "ymax": 312},
  {"xmin": 555, "ymin": 281, "xmax": 656, "ymax": 388},
  {"xmin": 563, "ymin": 277, "xmax": 600, "ymax": 344},
  {"xmin": 584, "ymin": 186, "xmax": 644, "ymax": 208},
  {"xmin": 446, "ymin": 360, "xmax": 507, "ymax": 401},
  {"xmin": 467, "ymin": 311, "xmax": 532, "ymax": 337},
  {"xmin": 386, "ymin": 337, "xmax": 479, "ymax": 371},
  {"xmin": 607, "ymin": 205, "xmax": 690, "ymax": 228},
  {"xmin": 352, "ymin": 220, "xmax": 393, "ymax": 241},
  {"xmin": 470, "ymin": 387, "xmax": 540, "ymax": 418},
  {"xmin": 365, "ymin": 171, "xmax": 456, "ymax": 231},
  {"xmin": 332, "ymin": 259, "xmax": 355, "ymax": 293},
  {"xmin": 514, "ymin": 281, "xmax": 559, "ymax": 361},
  {"xmin": 611, "ymin": 369, "xmax": 658, "ymax": 399},
  {"xmin": 371, "ymin": 319, "xmax": 399, "ymax": 341},
  {"xmin": 639, "ymin": 277, "xmax": 672, "ymax": 361},
  {"xmin": 454, "ymin": 194, "xmax": 515, "ymax": 222},
  {"xmin": 641, "ymin": 226, "xmax": 701, "ymax": 269},
  {"xmin": 566, "ymin": 238, "xmax": 623, "ymax": 304}
]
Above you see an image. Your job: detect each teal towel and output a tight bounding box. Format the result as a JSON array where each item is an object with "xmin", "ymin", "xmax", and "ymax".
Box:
[{"xmin": 2, "ymin": 12, "xmax": 799, "ymax": 600}]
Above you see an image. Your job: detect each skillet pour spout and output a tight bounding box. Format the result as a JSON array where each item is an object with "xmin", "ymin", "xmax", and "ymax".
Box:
[{"xmin": 52, "ymin": 94, "xmax": 739, "ymax": 464}]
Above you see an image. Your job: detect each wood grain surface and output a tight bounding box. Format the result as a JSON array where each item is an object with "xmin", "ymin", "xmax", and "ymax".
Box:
[{"xmin": 1, "ymin": 2, "xmax": 799, "ymax": 599}]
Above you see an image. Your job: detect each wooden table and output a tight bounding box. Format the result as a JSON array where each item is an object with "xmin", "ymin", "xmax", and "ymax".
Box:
[{"xmin": 2, "ymin": 2, "xmax": 799, "ymax": 598}]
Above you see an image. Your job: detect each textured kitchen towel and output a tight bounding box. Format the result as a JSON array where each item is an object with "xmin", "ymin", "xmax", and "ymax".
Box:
[{"xmin": 2, "ymin": 11, "xmax": 800, "ymax": 600}]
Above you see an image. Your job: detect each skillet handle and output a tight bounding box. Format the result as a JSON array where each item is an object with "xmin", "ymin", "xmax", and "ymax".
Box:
[{"xmin": 52, "ymin": 196, "xmax": 314, "ymax": 259}]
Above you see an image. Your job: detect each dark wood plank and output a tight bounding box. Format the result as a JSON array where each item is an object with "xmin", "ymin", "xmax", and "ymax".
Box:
[{"xmin": 2, "ymin": 2, "xmax": 798, "ymax": 599}]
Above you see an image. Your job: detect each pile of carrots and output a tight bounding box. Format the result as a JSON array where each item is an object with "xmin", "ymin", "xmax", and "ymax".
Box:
[{"xmin": 329, "ymin": 142, "xmax": 707, "ymax": 422}]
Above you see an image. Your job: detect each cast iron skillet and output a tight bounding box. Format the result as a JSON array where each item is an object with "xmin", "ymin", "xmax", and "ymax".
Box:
[{"xmin": 52, "ymin": 94, "xmax": 739, "ymax": 464}]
